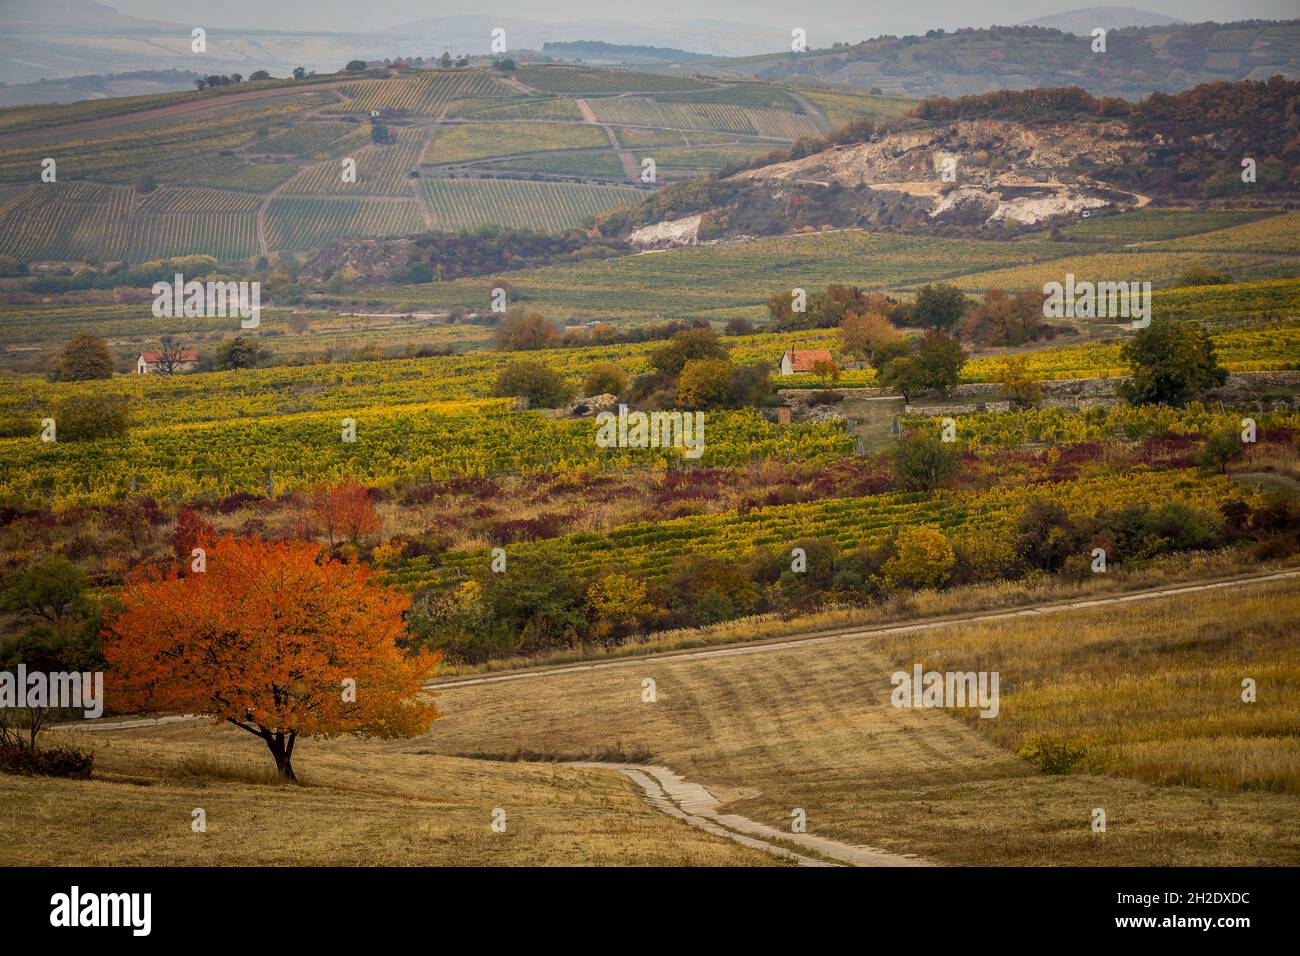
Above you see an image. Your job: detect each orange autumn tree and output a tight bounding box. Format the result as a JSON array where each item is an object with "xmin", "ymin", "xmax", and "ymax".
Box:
[
  {"xmin": 102, "ymin": 535, "xmax": 440, "ymax": 781},
  {"xmin": 310, "ymin": 476, "xmax": 382, "ymax": 548}
]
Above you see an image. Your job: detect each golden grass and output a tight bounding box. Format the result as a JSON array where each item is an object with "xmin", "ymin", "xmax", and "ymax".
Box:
[
  {"xmin": 4, "ymin": 563, "xmax": 1295, "ymax": 867},
  {"xmin": 412, "ymin": 576, "xmax": 1300, "ymax": 865},
  {"xmin": 437, "ymin": 548, "xmax": 1300, "ymax": 677},
  {"xmin": 0, "ymin": 724, "xmax": 779, "ymax": 866},
  {"xmin": 868, "ymin": 580, "xmax": 1300, "ymax": 794}
]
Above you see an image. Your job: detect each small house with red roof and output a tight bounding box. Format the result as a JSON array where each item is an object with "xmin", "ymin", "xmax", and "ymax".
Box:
[
  {"xmin": 136, "ymin": 351, "xmax": 198, "ymax": 374},
  {"xmin": 778, "ymin": 348, "xmax": 833, "ymax": 376}
]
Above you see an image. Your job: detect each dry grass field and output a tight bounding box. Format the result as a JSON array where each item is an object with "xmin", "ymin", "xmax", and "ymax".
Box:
[
  {"xmin": 409, "ymin": 577, "xmax": 1300, "ymax": 866},
  {"xmin": 0, "ymin": 572, "xmax": 1295, "ymax": 867},
  {"xmin": 0, "ymin": 724, "xmax": 776, "ymax": 866}
]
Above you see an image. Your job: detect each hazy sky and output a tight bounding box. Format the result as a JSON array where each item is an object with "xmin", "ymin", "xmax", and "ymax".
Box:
[{"xmin": 108, "ymin": 1, "xmax": 1300, "ymax": 36}]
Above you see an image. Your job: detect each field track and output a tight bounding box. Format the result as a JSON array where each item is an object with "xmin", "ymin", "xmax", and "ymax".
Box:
[
  {"xmin": 568, "ymin": 761, "xmax": 931, "ymax": 866},
  {"xmin": 429, "ymin": 567, "xmax": 1300, "ymax": 688}
]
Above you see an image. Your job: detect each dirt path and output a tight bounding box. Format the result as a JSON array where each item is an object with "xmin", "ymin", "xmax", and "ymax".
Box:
[
  {"xmin": 569, "ymin": 762, "xmax": 930, "ymax": 866},
  {"xmin": 255, "ymin": 176, "xmax": 292, "ymax": 258},
  {"xmin": 784, "ymin": 89, "xmax": 833, "ymax": 134},
  {"xmin": 431, "ymin": 567, "xmax": 1300, "ymax": 690},
  {"xmin": 576, "ymin": 98, "xmax": 640, "ymax": 181}
]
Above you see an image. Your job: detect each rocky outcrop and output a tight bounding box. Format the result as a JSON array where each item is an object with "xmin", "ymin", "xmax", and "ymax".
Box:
[
  {"xmin": 568, "ymin": 393, "xmax": 619, "ymax": 417},
  {"xmin": 630, "ymin": 215, "xmax": 702, "ymax": 248}
]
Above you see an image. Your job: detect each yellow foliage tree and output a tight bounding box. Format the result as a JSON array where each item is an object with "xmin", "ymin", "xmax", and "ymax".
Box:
[
  {"xmin": 586, "ymin": 573, "xmax": 653, "ymax": 640},
  {"xmin": 883, "ymin": 525, "xmax": 955, "ymax": 590}
]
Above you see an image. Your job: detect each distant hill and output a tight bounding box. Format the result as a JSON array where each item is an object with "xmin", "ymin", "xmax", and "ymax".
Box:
[
  {"xmin": 0, "ymin": 10, "xmax": 779, "ymax": 85},
  {"xmin": 0, "ymin": 0, "xmax": 176, "ymax": 32},
  {"xmin": 1020, "ymin": 6, "xmax": 1184, "ymax": 34},
  {"xmin": 671, "ymin": 18, "xmax": 1300, "ymax": 99},
  {"xmin": 0, "ymin": 69, "xmax": 200, "ymax": 107},
  {"xmin": 385, "ymin": 15, "xmax": 784, "ymax": 58},
  {"xmin": 541, "ymin": 41, "xmax": 716, "ymax": 65}
]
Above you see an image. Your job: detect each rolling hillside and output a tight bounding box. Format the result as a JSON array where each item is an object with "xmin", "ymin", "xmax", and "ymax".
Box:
[
  {"xmin": 0, "ymin": 65, "xmax": 906, "ymax": 264},
  {"xmin": 669, "ymin": 18, "xmax": 1300, "ymax": 99}
]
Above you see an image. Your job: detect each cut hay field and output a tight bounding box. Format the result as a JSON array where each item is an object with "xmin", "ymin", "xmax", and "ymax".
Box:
[
  {"xmin": 0, "ymin": 723, "xmax": 772, "ymax": 866},
  {"xmin": 413, "ymin": 576, "xmax": 1300, "ymax": 865}
]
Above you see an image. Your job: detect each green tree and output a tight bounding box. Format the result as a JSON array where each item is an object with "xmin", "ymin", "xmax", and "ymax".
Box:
[
  {"xmin": 345, "ymin": 60, "xmax": 369, "ymax": 73},
  {"xmin": 214, "ymin": 336, "xmax": 265, "ymax": 370},
  {"xmin": 892, "ymin": 431, "xmax": 959, "ymax": 492},
  {"xmin": 475, "ymin": 552, "xmax": 584, "ymax": 653},
  {"xmin": 678, "ymin": 358, "xmax": 735, "ymax": 409},
  {"xmin": 1119, "ymin": 317, "xmax": 1227, "ymax": 406},
  {"xmin": 492, "ymin": 359, "xmax": 573, "ymax": 408},
  {"xmin": 54, "ymin": 332, "xmax": 114, "ymax": 381},
  {"xmin": 914, "ymin": 331, "xmax": 966, "ymax": 397},
  {"xmin": 1199, "ymin": 432, "xmax": 1245, "ymax": 475},
  {"xmin": 53, "ymin": 395, "xmax": 129, "ymax": 441},
  {"xmin": 580, "ymin": 362, "xmax": 628, "ymax": 396},
  {"xmin": 1, "ymin": 558, "xmax": 88, "ymax": 621},
  {"xmin": 869, "ymin": 334, "xmax": 912, "ymax": 372},
  {"xmin": 878, "ymin": 355, "xmax": 926, "ymax": 402},
  {"xmin": 650, "ymin": 327, "xmax": 727, "ymax": 376},
  {"xmin": 912, "ymin": 283, "xmax": 969, "ymax": 332},
  {"xmin": 728, "ymin": 360, "xmax": 774, "ymax": 409}
]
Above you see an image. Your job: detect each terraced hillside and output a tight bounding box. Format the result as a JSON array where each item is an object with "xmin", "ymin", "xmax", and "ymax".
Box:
[{"xmin": 0, "ymin": 65, "xmax": 884, "ymax": 263}]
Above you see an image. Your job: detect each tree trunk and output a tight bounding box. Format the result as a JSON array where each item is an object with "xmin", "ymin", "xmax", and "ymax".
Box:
[
  {"xmin": 263, "ymin": 730, "xmax": 298, "ymax": 783},
  {"xmin": 226, "ymin": 718, "xmax": 301, "ymax": 783}
]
